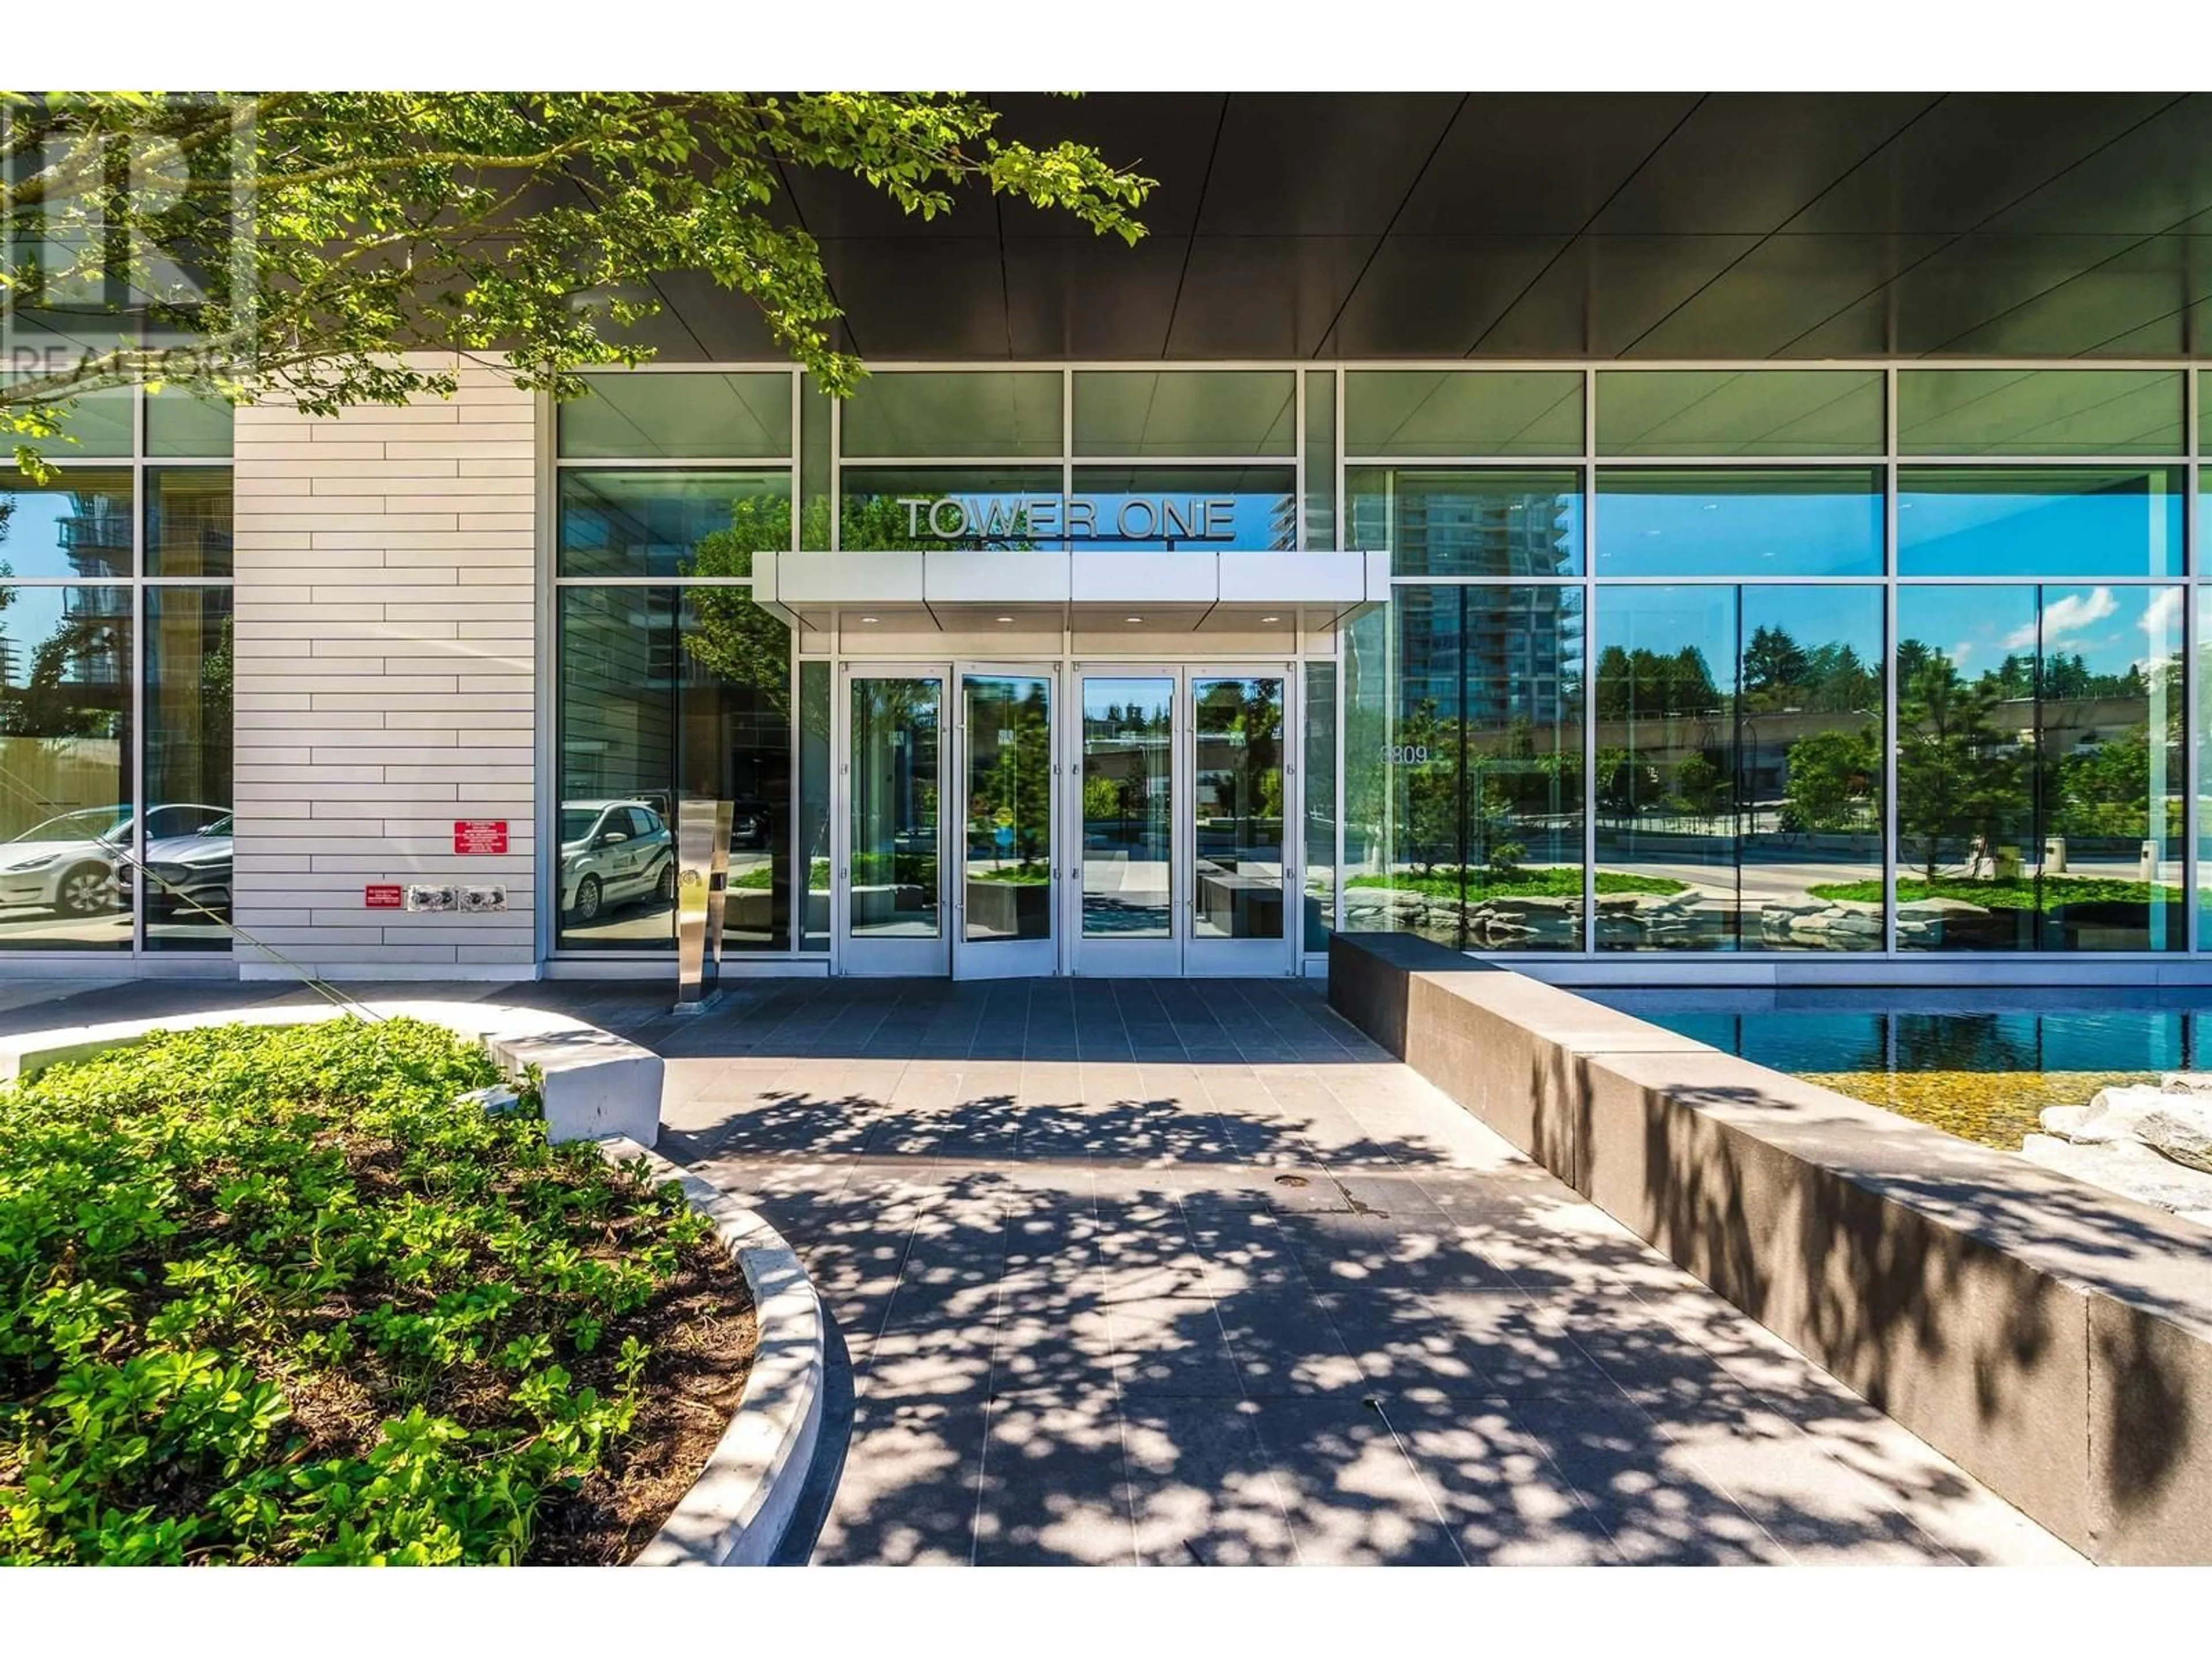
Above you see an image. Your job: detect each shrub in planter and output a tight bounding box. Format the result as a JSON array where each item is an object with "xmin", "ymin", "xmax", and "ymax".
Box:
[{"xmin": 0, "ymin": 1017, "xmax": 752, "ymax": 1566}]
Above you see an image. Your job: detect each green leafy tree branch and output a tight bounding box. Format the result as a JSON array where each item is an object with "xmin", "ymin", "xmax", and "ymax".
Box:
[{"xmin": 2, "ymin": 92, "xmax": 1152, "ymax": 474}]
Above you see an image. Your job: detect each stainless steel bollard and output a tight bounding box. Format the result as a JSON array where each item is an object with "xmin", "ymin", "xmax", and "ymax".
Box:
[
  {"xmin": 674, "ymin": 797, "xmax": 735, "ymax": 1013},
  {"xmin": 704, "ymin": 797, "xmax": 733, "ymax": 972}
]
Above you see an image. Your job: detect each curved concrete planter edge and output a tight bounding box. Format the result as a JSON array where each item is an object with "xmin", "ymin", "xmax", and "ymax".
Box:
[{"xmin": 604, "ymin": 1138, "xmax": 828, "ymax": 1568}]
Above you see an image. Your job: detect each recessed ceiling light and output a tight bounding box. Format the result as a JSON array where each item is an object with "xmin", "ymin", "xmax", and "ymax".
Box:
[
  {"xmin": 1126, "ymin": 616, "xmax": 1142, "ymax": 623},
  {"xmin": 1262, "ymin": 615, "xmax": 1280, "ymax": 623},
  {"xmin": 995, "ymin": 615, "xmax": 1013, "ymax": 623},
  {"xmin": 859, "ymin": 615, "xmax": 878, "ymax": 623}
]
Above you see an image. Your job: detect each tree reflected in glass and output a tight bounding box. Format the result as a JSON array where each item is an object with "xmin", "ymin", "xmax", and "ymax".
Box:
[{"xmin": 1894, "ymin": 585, "xmax": 2182, "ymax": 951}]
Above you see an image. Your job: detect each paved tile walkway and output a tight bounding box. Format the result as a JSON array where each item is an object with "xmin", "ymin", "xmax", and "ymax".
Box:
[
  {"xmin": 649, "ymin": 979, "xmax": 2078, "ymax": 1566},
  {"xmin": 0, "ymin": 973, "xmax": 2082, "ymax": 1565}
]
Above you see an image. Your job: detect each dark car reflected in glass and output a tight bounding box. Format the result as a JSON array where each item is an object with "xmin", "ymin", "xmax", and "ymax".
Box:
[
  {"xmin": 143, "ymin": 812, "xmax": 235, "ymax": 940},
  {"xmin": 728, "ymin": 798, "xmax": 770, "ymax": 850}
]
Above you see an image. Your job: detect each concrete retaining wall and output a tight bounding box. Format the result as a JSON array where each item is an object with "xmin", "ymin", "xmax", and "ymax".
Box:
[{"xmin": 1329, "ymin": 931, "xmax": 2212, "ymax": 1565}]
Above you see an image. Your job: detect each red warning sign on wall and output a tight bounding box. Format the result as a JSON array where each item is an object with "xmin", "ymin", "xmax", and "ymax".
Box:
[
  {"xmin": 365, "ymin": 884, "xmax": 404, "ymax": 908},
  {"xmin": 453, "ymin": 819, "xmax": 509, "ymax": 855}
]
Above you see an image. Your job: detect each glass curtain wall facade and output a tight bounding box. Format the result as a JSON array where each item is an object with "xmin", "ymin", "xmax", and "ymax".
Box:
[
  {"xmin": 0, "ymin": 390, "xmax": 233, "ymax": 953},
  {"xmin": 554, "ymin": 376, "xmax": 797, "ymax": 952},
  {"xmin": 552, "ymin": 362, "xmax": 2212, "ymax": 967},
  {"xmin": 553, "ymin": 365, "xmax": 1335, "ymax": 960},
  {"xmin": 1343, "ymin": 365, "xmax": 2195, "ymax": 960}
]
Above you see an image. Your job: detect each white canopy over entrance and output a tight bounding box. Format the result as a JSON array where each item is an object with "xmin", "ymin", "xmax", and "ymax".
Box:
[{"xmin": 752, "ymin": 549, "xmax": 1388, "ymax": 650}]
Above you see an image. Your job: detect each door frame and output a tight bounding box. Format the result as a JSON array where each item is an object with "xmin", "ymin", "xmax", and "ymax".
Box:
[
  {"xmin": 834, "ymin": 661, "xmax": 951, "ymax": 977},
  {"xmin": 952, "ymin": 664, "xmax": 1063, "ymax": 981}
]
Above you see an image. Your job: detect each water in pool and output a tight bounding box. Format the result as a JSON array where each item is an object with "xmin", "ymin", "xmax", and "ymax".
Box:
[{"xmin": 1591, "ymin": 993, "xmax": 2212, "ymax": 1150}]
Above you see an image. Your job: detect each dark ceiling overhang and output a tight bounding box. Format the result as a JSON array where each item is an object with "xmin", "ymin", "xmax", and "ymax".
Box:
[{"xmin": 626, "ymin": 92, "xmax": 2212, "ymax": 363}]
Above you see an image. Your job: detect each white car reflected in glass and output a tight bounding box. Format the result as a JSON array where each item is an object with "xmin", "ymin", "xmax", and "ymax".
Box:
[
  {"xmin": 559, "ymin": 800, "xmax": 676, "ymax": 924},
  {"xmin": 0, "ymin": 804, "xmax": 228, "ymax": 916}
]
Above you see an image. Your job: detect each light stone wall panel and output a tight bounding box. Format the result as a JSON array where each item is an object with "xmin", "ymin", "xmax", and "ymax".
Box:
[{"xmin": 231, "ymin": 354, "xmax": 539, "ymax": 979}]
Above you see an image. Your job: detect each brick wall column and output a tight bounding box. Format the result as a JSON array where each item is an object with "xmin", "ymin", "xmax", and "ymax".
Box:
[{"xmin": 229, "ymin": 354, "xmax": 539, "ymax": 979}]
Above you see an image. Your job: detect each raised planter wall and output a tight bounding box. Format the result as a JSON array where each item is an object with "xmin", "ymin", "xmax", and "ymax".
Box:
[{"xmin": 1328, "ymin": 931, "xmax": 2212, "ymax": 1566}]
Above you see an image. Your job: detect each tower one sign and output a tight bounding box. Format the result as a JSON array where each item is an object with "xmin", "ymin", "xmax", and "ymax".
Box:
[{"xmin": 895, "ymin": 495, "xmax": 1238, "ymax": 541}]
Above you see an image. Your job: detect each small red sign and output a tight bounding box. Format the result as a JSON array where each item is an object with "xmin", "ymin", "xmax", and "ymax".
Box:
[
  {"xmin": 365, "ymin": 884, "xmax": 404, "ymax": 909},
  {"xmin": 453, "ymin": 819, "xmax": 509, "ymax": 855}
]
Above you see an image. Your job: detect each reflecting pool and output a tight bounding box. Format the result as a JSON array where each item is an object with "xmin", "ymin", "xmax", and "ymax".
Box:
[{"xmin": 1596, "ymin": 997, "xmax": 2212, "ymax": 1150}]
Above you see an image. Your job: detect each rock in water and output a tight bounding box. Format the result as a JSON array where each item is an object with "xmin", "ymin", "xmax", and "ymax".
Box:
[
  {"xmin": 2040, "ymin": 1104, "xmax": 2090, "ymax": 1138},
  {"xmin": 2026, "ymin": 1082, "xmax": 2212, "ymax": 1217},
  {"xmin": 2141, "ymin": 1099, "xmax": 2212, "ymax": 1175},
  {"xmin": 2055, "ymin": 1084, "xmax": 2168, "ymax": 1144},
  {"xmin": 2020, "ymin": 1134, "xmax": 2212, "ymax": 1217}
]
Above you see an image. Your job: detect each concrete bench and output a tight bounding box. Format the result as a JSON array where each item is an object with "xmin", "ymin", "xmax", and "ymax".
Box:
[{"xmin": 1328, "ymin": 930, "xmax": 2212, "ymax": 1566}]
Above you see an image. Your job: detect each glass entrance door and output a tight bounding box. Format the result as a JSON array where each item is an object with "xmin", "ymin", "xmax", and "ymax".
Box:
[
  {"xmin": 1185, "ymin": 672, "xmax": 1291, "ymax": 975},
  {"xmin": 1069, "ymin": 665, "xmax": 1297, "ymax": 977},
  {"xmin": 953, "ymin": 669, "xmax": 1056, "ymax": 979},
  {"xmin": 838, "ymin": 666, "xmax": 948, "ymax": 975},
  {"xmin": 834, "ymin": 661, "xmax": 1297, "ymax": 978},
  {"xmin": 1074, "ymin": 674, "xmax": 1180, "ymax": 975}
]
